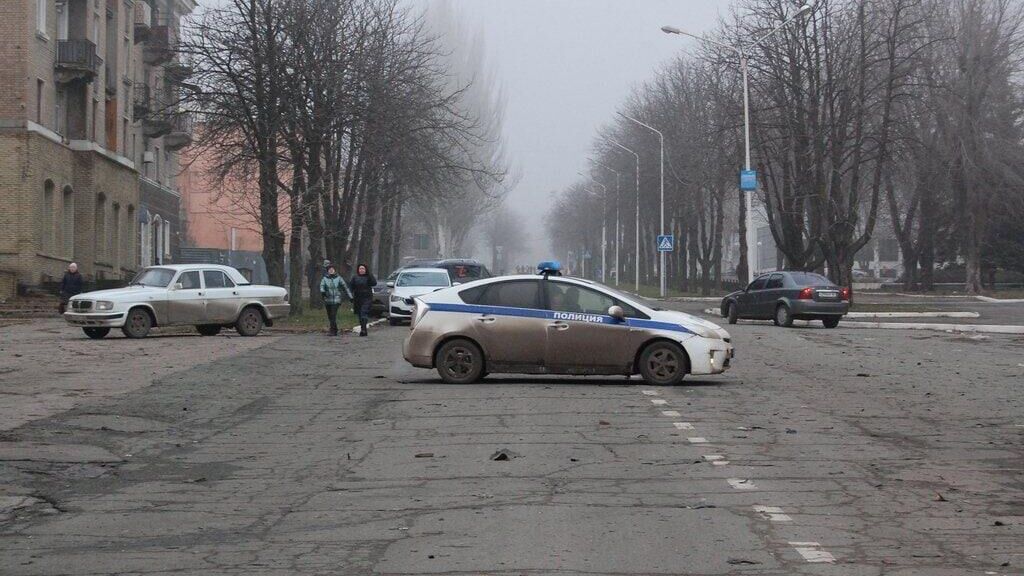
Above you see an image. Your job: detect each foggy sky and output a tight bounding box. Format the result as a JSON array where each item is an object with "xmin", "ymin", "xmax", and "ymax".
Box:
[{"xmin": 452, "ymin": 0, "xmax": 737, "ymax": 264}]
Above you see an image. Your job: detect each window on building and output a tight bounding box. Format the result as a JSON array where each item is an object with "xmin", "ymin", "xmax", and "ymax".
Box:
[
  {"xmin": 91, "ymin": 99, "xmax": 98, "ymax": 140},
  {"xmin": 413, "ymin": 233, "xmax": 429, "ymax": 250},
  {"xmin": 163, "ymin": 223, "xmax": 171, "ymax": 258},
  {"xmin": 40, "ymin": 180, "xmax": 55, "ymax": 254},
  {"xmin": 62, "ymin": 187, "xmax": 75, "ymax": 258},
  {"xmin": 154, "ymin": 146, "xmax": 161, "ymax": 180},
  {"xmin": 56, "ymin": 1, "xmax": 68, "ymax": 40},
  {"xmin": 36, "ymin": 0, "xmax": 46, "ymax": 33},
  {"xmin": 125, "ymin": 205, "xmax": 134, "ymax": 268},
  {"xmin": 111, "ymin": 203, "xmax": 121, "ymax": 270},
  {"xmin": 54, "ymin": 87, "xmax": 66, "ymax": 136},
  {"xmin": 122, "ymin": 119, "xmax": 128, "ymax": 155},
  {"xmin": 36, "ymin": 80, "xmax": 43, "ymax": 124},
  {"xmin": 94, "ymin": 193, "xmax": 107, "ymax": 263},
  {"xmin": 123, "ymin": 38, "xmax": 130, "ymax": 75}
]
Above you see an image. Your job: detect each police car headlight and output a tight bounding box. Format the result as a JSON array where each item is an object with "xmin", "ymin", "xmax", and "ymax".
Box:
[
  {"xmin": 689, "ymin": 324, "xmax": 721, "ymax": 340},
  {"xmin": 95, "ymin": 301, "xmax": 115, "ymax": 311},
  {"xmin": 390, "ymin": 295, "xmax": 402, "ymax": 303}
]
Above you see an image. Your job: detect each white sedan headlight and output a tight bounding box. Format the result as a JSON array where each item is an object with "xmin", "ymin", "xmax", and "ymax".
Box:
[
  {"xmin": 390, "ymin": 295, "xmax": 403, "ymax": 303},
  {"xmin": 94, "ymin": 301, "xmax": 115, "ymax": 311}
]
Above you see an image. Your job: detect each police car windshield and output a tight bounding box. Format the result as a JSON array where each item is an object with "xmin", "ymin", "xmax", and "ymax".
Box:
[{"xmin": 588, "ymin": 282, "xmax": 663, "ymax": 311}]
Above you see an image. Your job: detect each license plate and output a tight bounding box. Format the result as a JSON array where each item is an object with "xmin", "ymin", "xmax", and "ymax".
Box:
[{"xmin": 818, "ymin": 290, "xmax": 838, "ymax": 299}]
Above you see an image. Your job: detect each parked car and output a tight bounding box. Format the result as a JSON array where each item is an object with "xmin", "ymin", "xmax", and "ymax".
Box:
[
  {"xmin": 720, "ymin": 271, "xmax": 850, "ymax": 328},
  {"xmin": 371, "ymin": 270, "xmax": 400, "ymax": 316},
  {"xmin": 402, "ymin": 262, "xmax": 733, "ymax": 385},
  {"xmin": 434, "ymin": 259, "xmax": 492, "ymax": 283},
  {"xmin": 63, "ymin": 264, "xmax": 289, "ymax": 339},
  {"xmin": 388, "ymin": 267, "xmax": 453, "ymax": 325}
]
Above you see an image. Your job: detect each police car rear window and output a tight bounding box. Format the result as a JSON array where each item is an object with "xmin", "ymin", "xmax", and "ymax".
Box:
[{"xmin": 460, "ymin": 281, "xmax": 539, "ymax": 308}]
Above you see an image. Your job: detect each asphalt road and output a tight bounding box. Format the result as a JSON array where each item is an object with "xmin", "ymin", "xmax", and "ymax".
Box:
[{"xmin": 1, "ymin": 313, "xmax": 1022, "ymax": 575}]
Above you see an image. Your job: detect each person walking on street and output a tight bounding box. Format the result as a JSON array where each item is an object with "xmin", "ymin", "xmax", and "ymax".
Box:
[
  {"xmin": 319, "ymin": 264, "xmax": 352, "ymax": 336},
  {"xmin": 350, "ymin": 264, "xmax": 377, "ymax": 336},
  {"xmin": 58, "ymin": 262, "xmax": 84, "ymax": 314}
]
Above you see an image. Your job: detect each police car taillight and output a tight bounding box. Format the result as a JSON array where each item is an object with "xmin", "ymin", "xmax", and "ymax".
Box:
[{"xmin": 411, "ymin": 300, "xmax": 430, "ymax": 328}]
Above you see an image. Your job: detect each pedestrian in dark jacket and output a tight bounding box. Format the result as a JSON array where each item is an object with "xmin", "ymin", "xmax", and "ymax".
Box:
[
  {"xmin": 319, "ymin": 265, "xmax": 352, "ymax": 336},
  {"xmin": 58, "ymin": 262, "xmax": 84, "ymax": 314},
  {"xmin": 350, "ymin": 263, "xmax": 377, "ymax": 336}
]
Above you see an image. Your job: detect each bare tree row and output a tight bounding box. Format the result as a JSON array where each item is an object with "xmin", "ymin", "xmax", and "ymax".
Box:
[
  {"xmin": 181, "ymin": 0, "xmax": 508, "ymax": 311},
  {"xmin": 549, "ymin": 0, "xmax": 1024, "ymax": 294}
]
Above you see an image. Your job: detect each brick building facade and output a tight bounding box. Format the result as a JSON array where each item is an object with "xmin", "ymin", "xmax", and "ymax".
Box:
[{"xmin": 0, "ymin": 0, "xmax": 194, "ymax": 298}]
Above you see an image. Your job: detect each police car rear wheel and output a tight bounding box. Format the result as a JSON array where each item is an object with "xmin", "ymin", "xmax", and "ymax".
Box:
[
  {"xmin": 435, "ymin": 339, "xmax": 484, "ymax": 384},
  {"xmin": 639, "ymin": 341, "xmax": 688, "ymax": 386}
]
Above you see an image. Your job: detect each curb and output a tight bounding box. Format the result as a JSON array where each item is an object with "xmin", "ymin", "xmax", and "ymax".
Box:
[
  {"xmin": 975, "ymin": 296, "xmax": 1024, "ymax": 304},
  {"xmin": 702, "ymin": 308, "xmax": 980, "ymax": 319},
  {"xmin": 350, "ymin": 315, "xmax": 385, "ymax": 334}
]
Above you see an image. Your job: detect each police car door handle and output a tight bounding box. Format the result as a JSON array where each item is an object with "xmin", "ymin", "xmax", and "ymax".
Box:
[
  {"xmin": 477, "ymin": 316, "xmax": 496, "ymax": 323},
  {"xmin": 547, "ymin": 321, "xmax": 569, "ymax": 331}
]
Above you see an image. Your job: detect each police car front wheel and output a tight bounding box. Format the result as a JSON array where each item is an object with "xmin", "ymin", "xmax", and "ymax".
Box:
[{"xmin": 639, "ymin": 341, "xmax": 688, "ymax": 386}]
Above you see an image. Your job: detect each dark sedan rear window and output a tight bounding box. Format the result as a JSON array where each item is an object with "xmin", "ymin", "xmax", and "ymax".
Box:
[{"xmin": 788, "ymin": 272, "xmax": 834, "ymax": 286}]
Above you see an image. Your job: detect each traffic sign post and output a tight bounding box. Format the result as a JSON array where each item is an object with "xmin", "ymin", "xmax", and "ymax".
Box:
[{"xmin": 657, "ymin": 235, "xmax": 674, "ymax": 253}]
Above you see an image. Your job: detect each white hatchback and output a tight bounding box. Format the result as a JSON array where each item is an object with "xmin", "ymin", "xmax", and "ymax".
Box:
[{"xmin": 387, "ymin": 268, "xmax": 453, "ymax": 325}]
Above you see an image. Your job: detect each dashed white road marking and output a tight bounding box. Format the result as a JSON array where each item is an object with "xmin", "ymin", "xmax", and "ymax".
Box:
[
  {"xmin": 753, "ymin": 505, "xmax": 792, "ymax": 522},
  {"xmin": 641, "ymin": 390, "xmax": 659, "ymax": 396},
  {"xmin": 703, "ymin": 454, "xmax": 729, "ymax": 465},
  {"xmin": 789, "ymin": 542, "xmax": 836, "ymax": 563},
  {"xmin": 687, "ymin": 437, "xmax": 708, "ymax": 444},
  {"xmin": 650, "ymin": 399, "xmax": 668, "ymax": 405},
  {"xmin": 727, "ymin": 478, "xmax": 757, "ymax": 490},
  {"xmin": 661, "ymin": 410, "xmax": 681, "ymax": 417},
  {"xmin": 673, "ymin": 422, "xmax": 694, "ymax": 430}
]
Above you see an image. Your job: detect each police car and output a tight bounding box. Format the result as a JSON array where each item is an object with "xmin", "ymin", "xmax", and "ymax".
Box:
[{"xmin": 402, "ymin": 262, "xmax": 733, "ymax": 385}]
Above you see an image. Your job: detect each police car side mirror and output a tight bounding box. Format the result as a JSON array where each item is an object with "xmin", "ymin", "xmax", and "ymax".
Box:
[
  {"xmin": 386, "ymin": 281, "xmax": 395, "ymax": 288},
  {"xmin": 172, "ymin": 283, "xmax": 183, "ymax": 291},
  {"xmin": 608, "ymin": 305, "xmax": 626, "ymax": 322}
]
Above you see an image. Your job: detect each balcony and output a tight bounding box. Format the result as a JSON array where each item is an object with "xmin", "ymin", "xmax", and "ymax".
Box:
[
  {"xmin": 164, "ymin": 58, "xmax": 193, "ymax": 83},
  {"xmin": 55, "ymin": 40, "xmax": 101, "ymax": 84},
  {"xmin": 134, "ymin": 1, "xmax": 152, "ymax": 44},
  {"xmin": 143, "ymin": 24, "xmax": 174, "ymax": 66},
  {"xmin": 164, "ymin": 113, "xmax": 193, "ymax": 150}
]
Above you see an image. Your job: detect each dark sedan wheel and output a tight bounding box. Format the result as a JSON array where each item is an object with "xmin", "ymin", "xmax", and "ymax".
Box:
[
  {"xmin": 773, "ymin": 304, "xmax": 794, "ymax": 328},
  {"xmin": 639, "ymin": 341, "xmax": 688, "ymax": 386},
  {"xmin": 435, "ymin": 339, "xmax": 484, "ymax": 384},
  {"xmin": 727, "ymin": 302, "xmax": 739, "ymax": 325},
  {"xmin": 83, "ymin": 327, "xmax": 110, "ymax": 339},
  {"xmin": 235, "ymin": 307, "xmax": 264, "ymax": 337},
  {"xmin": 121, "ymin": 308, "xmax": 152, "ymax": 338},
  {"xmin": 822, "ymin": 316, "xmax": 840, "ymax": 329},
  {"xmin": 196, "ymin": 325, "xmax": 222, "ymax": 336}
]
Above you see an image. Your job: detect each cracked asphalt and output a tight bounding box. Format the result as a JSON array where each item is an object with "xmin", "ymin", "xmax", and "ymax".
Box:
[{"xmin": 1, "ymin": 306, "xmax": 1022, "ymax": 575}]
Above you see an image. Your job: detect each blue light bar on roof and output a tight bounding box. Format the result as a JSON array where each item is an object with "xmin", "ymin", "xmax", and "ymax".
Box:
[{"xmin": 537, "ymin": 261, "xmax": 562, "ymax": 275}]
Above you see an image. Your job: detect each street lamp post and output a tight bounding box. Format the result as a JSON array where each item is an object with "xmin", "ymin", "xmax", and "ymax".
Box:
[
  {"xmin": 619, "ymin": 113, "xmax": 666, "ymax": 298},
  {"xmin": 580, "ymin": 174, "xmax": 608, "ymax": 283},
  {"xmin": 591, "ymin": 160, "xmax": 622, "ymax": 286},
  {"xmin": 662, "ymin": 2, "xmax": 812, "ymax": 284},
  {"xmin": 607, "ymin": 139, "xmax": 641, "ymax": 292}
]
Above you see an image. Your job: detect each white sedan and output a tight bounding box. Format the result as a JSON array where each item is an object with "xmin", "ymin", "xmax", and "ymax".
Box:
[
  {"xmin": 64, "ymin": 264, "xmax": 290, "ymax": 339},
  {"xmin": 387, "ymin": 268, "xmax": 453, "ymax": 325}
]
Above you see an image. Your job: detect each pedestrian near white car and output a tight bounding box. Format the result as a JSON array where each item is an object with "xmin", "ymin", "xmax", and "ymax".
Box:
[
  {"xmin": 63, "ymin": 264, "xmax": 289, "ymax": 339},
  {"xmin": 387, "ymin": 268, "xmax": 453, "ymax": 325}
]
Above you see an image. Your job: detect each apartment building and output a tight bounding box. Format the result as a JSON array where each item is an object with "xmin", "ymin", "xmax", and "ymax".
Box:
[{"xmin": 0, "ymin": 0, "xmax": 194, "ymax": 298}]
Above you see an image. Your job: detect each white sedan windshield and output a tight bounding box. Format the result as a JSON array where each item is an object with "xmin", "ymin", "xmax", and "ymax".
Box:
[{"xmin": 398, "ymin": 271, "xmax": 449, "ymax": 287}]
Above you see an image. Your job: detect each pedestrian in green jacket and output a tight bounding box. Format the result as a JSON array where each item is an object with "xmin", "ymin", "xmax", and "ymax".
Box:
[{"xmin": 319, "ymin": 265, "xmax": 352, "ymax": 336}]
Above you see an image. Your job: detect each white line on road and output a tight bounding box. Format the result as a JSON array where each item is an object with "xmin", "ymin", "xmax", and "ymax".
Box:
[
  {"xmin": 703, "ymin": 454, "xmax": 729, "ymax": 465},
  {"xmin": 789, "ymin": 542, "xmax": 836, "ymax": 563},
  {"xmin": 661, "ymin": 410, "xmax": 681, "ymax": 417},
  {"xmin": 727, "ymin": 478, "xmax": 757, "ymax": 490},
  {"xmin": 753, "ymin": 505, "xmax": 792, "ymax": 522},
  {"xmin": 651, "ymin": 399, "xmax": 668, "ymax": 405},
  {"xmin": 641, "ymin": 390, "xmax": 659, "ymax": 396},
  {"xmin": 687, "ymin": 437, "xmax": 708, "ymax": 444},
  {"xmin": 673, "ymin": 422, "xmax": 694, "ymax": 430}
]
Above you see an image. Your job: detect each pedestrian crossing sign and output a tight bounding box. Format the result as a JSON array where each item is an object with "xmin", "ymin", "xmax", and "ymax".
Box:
[{"xmin": 657, "ymin": 235, "xmax": 674, "ymax": 252}]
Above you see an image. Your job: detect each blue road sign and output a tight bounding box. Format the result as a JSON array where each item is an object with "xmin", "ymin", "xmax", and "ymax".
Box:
[
  {"xmin": 657, "ymin": 235, "xmax": 674, "ymax": 252},
  {"xmin": 740, "ymin": 169, "xmax": 757, "ymax": 191}
]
